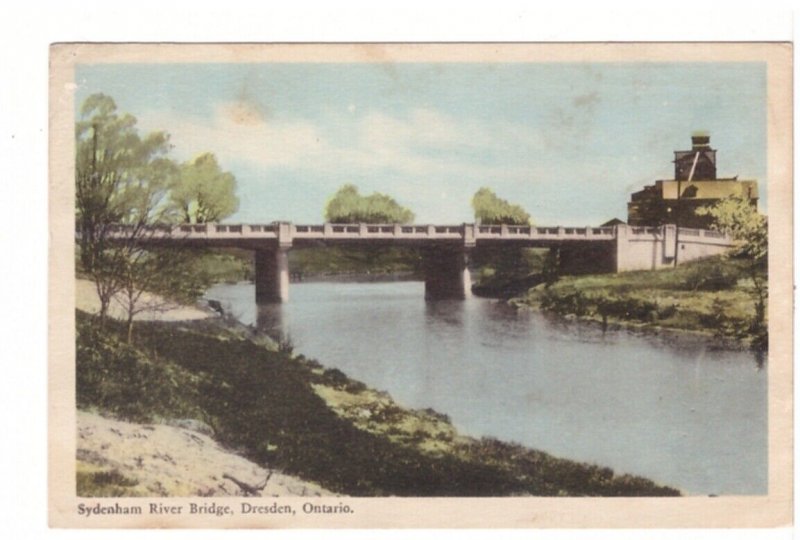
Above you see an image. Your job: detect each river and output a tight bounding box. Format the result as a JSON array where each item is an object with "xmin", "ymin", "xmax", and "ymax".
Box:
[{"xmin": 205, "ymin": 279, "xmax": 767, "ymax": 495}]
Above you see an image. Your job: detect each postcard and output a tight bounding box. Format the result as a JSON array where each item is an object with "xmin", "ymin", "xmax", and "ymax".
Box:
[{"xmin": 49, "ymin": 43, "xmax": 792, "ymax": 528}]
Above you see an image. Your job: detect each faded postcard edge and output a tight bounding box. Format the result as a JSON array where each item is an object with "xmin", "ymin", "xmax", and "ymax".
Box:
[{"xmin": 48, "ymin": 42, "xmax": 793, "ymax": 529}]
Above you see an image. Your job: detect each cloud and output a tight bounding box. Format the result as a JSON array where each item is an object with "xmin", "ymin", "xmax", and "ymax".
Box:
[
  {"xmin": 138, "ymin": 103, "xmax": 548, "ymax": 185},
  {"xmin": 138, "ymin": 104, "xmax": 326, "ymax": 169},
  {"xmin": 135, "ymin": 102, "xmax": 654, "ymax": 224}
]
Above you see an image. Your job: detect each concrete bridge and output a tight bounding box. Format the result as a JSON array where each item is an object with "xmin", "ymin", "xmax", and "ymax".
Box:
[{"xmin": 109, "ymin": 222, "xmax": 734, "ymax": 303}]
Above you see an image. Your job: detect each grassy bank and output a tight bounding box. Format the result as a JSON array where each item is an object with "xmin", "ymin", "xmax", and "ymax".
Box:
[
  {"xmin": 77, "ymin": 311, "xmax": 678, "ymax": 496},
  {"xmin": 517, "ymin": 256, "xmax": 766, "ymax": 349}
]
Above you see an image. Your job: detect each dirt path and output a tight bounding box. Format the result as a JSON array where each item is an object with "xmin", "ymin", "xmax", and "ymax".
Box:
[{"xmin": 75, "ymin": 279, "xmax": 212, "ymax": 321}]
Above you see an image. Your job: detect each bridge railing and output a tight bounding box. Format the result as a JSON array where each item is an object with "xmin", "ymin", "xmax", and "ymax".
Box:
[
  {"xmin": 477, "ymin": 225, "xmax": 615, "ymax": 239},
  {"xmin": 679, "ymin": 227, "xmax": 730, "ymax": 241},
  {"xmin": 630, "ymin": 226, "xmax": 661, "ymax": 235},
  {"xmin": 105, "ymin": 222, "xmax": 622, "ymax": 242},
  {"xmin": 678, "ymin": 227, "xmax": 725, "ymax": 239},
  {"xmin": 290, "ymin": 224, "xmax": 466, "ymax": 239},
  {"xmin": 106, "ymin": 223, "xmax": 283, "ymax": 239},
  {"xmin": 106, "ymin": 223, "xmax": 731, "ymax": 245},
  {"xmin": 246, "ymin": 224, "xmax": 277, "ymax": 233}
]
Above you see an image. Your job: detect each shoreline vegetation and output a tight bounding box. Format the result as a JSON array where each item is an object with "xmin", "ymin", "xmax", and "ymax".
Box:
[
  {"xmin": 76, "ymin": 287, "xmax": 679, "ymax": 497},
  {"xmin": 507, "ymin": 255, "xmax": 767, "ymax": 352}
]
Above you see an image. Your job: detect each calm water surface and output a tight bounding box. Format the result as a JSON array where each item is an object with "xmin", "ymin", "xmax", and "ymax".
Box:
[{"xmin": 206, "ymin": 280, "xmax": 766, "ymax": 495}]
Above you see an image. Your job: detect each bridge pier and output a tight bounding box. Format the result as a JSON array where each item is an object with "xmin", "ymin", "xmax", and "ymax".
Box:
[
  {"xmin": 422, "ymin": 247, "xmax": 472, "ymax": 300},
  {"xmin": 255, "ymin": 248, "xmax": 290, "ymax": 303}
]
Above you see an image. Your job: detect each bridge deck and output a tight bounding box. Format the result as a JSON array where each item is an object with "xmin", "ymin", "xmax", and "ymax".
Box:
[
  {"xmin": 106, "ymin": 222, "xmax": 731, "ymax": 249},
  {"xmin": 111, "ymin": 223, "xmax": 615, "ymax": 245}
]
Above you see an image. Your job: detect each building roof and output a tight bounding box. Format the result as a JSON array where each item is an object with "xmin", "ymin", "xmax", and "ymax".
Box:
[{"xmin": 600, "ymin": 218, "xmax": 626, "ymax": 227}]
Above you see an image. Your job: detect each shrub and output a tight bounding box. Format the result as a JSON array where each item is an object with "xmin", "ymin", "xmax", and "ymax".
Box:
[
  {"xmin": 320, "ymin": 367, "xmax": 366, "ymax": 393},
  {"xmin": 682, "ymin": 263, "xmax": 741, "ymax": 291},
  {"xmin": 76, "ymin": 468, "xmax": 139, "ymax": 497},
  {"xmin": 539, "ymin": 288, "xmax": 591, "ymax": 317},
  {"xmin": 321, "ymin": 367, "xmax": 349, "ymax": 387},
  {"xmin": 277, "ymin": 334, "xmax": 295, "ymax": 355},
  {"xmin": 592, "ymin": 294, "xmax": 661, "ymax": 321},
  {"xmin": 698, "ymin": 297, "xmax": 751, "ymax": 339}
]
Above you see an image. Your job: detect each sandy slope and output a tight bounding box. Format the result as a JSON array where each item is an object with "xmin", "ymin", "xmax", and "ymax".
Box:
[
  {"xmin": 77, "ymin": 411, "xmax": 335, "ymax": 497},
  {"xmin": 75, "ymin": 279, "xmax": 211, "ymax": 321}
]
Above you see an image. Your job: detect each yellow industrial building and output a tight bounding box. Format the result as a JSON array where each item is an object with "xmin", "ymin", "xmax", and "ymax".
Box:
[{"xmin": 627, "ymin": 133, "xmax": 758, "ymax": 228}]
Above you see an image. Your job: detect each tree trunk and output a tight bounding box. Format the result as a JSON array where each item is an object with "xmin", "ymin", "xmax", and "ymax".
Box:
[
  {"xmin": 96, "ymin": 286, "xmax": 113, "ymax": 326},
  {"xmin": 126, "ymin": 312, "xmax": 135, "ymax": 344},
  {"xmin": 98, "ymin": 298, "xmax": 109, "ymax": 323}
]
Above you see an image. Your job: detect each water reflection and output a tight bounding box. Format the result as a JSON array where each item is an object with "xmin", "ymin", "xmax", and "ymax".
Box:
[
  {"xmin": 206, "ymin": 280, "xmax": 767, "ymax": 495},
  {"xmin": 754, "ymin": 349, "xmax": 767, "ymax": 370},
  {"xmin": 424, "ymin": 299, "xmax": 466, "ymax": 327}
]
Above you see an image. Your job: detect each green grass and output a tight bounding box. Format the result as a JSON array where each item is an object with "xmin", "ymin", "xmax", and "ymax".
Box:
[
  {"xmin": 76, "ymin": 311, "xmax": 679, "ymax": 496},
  {"xmin": 523, "ymin": 256, "xmax": 765, "ymax": 345},
  {"xmin": 77, "ymin": 466, "xmax": 140, "ymax": 497}
]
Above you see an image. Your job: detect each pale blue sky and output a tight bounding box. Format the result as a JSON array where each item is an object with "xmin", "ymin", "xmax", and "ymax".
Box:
[{"xmin": 75, "ymin": 62, "xmax": 766, "ymax": 225}]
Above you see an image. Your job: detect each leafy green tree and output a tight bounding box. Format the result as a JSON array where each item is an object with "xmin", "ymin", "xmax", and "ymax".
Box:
[
  {"xmin": 325, "ymin": 184, "xmax": 414, "ymax": 223},
  {"xmin": 471, "ymin": 187, "xmax": 531, "ymax": 225},
  {"xmin": 695, "ymin": 196, "xmax": 767, "ymax": 262},
  {"xmin": 76, "ymin": 93, "xmax": 176, "ymax": 272},
  {"xmin": 171, "ymin": 153, "xmax": 239, "ymax": 223},
  {"xmin": 76, "ymin": 94, "xmax": 178, "ymax": 321},
  {"xmin": 470, "ymin": 188, "xmax": 535, "ymax": 292},
  {"xmin": 696, "ymin": 196, "xmax": 768, "ymax": 344},
  {"xmin": 75, "ymin": 94, "xmax": 232, "ymax": 341}
]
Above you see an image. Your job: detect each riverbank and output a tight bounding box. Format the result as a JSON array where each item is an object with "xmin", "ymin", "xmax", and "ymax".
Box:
[
  {"xmin": 76, "ymin": 307, "xmax": 679, "ymax": 497},
  {"xmin": 507, "ymin": 256, "xmax": 766, "ymax": 351}
]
